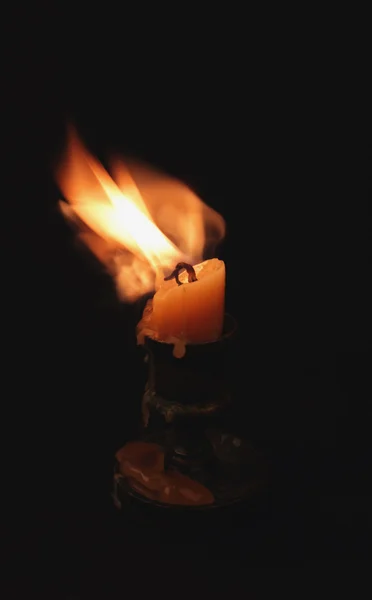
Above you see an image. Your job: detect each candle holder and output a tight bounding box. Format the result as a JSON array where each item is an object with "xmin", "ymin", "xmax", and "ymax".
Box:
[
  {"xmin": 113, "ymin": 314, "xmax": 269, "ymax": 510},
  {"xmin": 141, "ymin": 312, "xmax": 237, "ymax": 426}
]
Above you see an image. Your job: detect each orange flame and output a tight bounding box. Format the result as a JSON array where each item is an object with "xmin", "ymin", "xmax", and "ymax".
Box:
[{"xmin": 56, "ymin": 127, "xmax": 225, "ymax": 301}]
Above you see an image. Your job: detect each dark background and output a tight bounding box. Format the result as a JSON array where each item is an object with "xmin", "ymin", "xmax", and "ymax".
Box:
[{"xmin": 3, "ymin": 5, "xmax": 370, "ymax": 594}]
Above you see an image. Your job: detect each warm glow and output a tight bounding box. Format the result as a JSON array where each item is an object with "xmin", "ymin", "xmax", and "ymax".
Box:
[{"xmin": 56, "ymin": 127, "xmax": 225, "ymax": 301}]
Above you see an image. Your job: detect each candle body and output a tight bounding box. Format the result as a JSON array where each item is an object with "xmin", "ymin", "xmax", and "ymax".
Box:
[{"xmin": 151, "ymin": 258, "xmax": 225, "ymax": 343}]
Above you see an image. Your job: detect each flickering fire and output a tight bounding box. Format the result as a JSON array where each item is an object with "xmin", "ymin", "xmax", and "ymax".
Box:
[{"xmin": 56, "ymin": 127, "xmax": 225, "ymax": 301}]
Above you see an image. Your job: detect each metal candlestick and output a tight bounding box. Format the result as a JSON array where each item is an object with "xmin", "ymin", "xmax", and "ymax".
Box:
[{"xmin": 114, "ymin": 314, "xmax": 268, "ymax": 510}]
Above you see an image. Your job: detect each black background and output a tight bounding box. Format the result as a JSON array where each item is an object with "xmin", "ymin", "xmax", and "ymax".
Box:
[{"xmin": 3, "ymin": 5, "xmax": 371, "ymax": 595}]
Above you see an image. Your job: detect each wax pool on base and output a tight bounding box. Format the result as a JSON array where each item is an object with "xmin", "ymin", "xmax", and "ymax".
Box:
[{"xmin": 151, "ymin": 258, "xmax": 225, "ymax": 344}]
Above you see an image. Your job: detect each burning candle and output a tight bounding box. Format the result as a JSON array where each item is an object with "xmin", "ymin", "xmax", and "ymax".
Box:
[
  {"xmin": 151, "ymin": 259, "xmax": 225, "ymax": 344},
  {"xmin": 56, "ymin": 127, "xmax": 226, "ymax": 349}
]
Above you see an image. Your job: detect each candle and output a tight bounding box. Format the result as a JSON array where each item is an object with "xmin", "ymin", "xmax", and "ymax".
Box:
[{"xmin": 151, "ymin": 258, "xmax": 225, "ymax": 344}]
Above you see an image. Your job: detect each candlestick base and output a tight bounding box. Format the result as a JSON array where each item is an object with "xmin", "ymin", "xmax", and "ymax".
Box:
[{"xmin": 113, "ymin": 428, "xmax": 268, "ymax": 510}]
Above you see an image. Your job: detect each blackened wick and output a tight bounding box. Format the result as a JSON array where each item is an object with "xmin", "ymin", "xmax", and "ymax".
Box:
[{"xmin": 164, "ymin": 262, "xmax": 198, "ymax": 286}]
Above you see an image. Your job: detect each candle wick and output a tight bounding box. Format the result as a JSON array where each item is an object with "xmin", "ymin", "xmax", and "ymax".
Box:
[{"xmin": 164, "ymin": 262, "xmax": 198, "ymax": 286}]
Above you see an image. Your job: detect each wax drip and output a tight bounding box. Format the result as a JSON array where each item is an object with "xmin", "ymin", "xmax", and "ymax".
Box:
[{"xmin": 164, "ymin": 262, "xmax": 198, "ymax": 286}]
